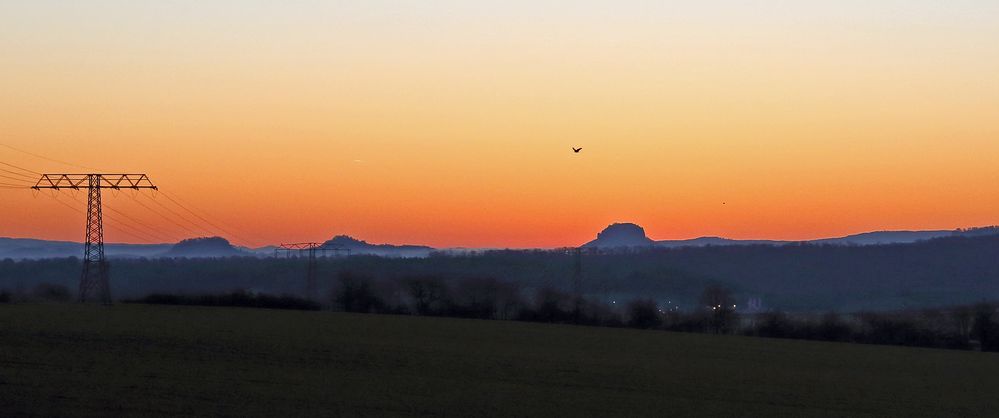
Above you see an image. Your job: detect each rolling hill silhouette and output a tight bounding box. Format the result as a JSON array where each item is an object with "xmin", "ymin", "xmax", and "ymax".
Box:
[
  {"xmin": 323, "ymin": 235, "xmax": 433, "ymax": 258},
  {"xmin": 2, "ymin": 225, "xmax": 996, "ymax": 259},
  {"xmin": 582, "ymin": 222, "xmax": 968, "ymax": 249},
  {"xmin": 165, "ymin": 237, "xmax": 245, "ymax": 258}
]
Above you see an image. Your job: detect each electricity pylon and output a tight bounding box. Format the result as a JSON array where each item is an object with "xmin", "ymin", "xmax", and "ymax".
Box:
[
  {"xmin": 32, "ymin": 174, "xmax": 157, "ymax": 304},
  {"xmin": 573, "ymin": 247, "xmax": 583, "ymax": 297},
  {"xmin": 572, "ymin": 247, "xmax": 583, "ymax": 322},
  {"xmin": 275, "ymin": 243, "xmax": 351, "ymax": 301}
]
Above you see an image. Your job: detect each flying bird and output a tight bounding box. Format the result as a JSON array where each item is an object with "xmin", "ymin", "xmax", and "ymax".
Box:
[{"xmin": 572, "ymin": 147, "xmax": 582, "ymax": 153}]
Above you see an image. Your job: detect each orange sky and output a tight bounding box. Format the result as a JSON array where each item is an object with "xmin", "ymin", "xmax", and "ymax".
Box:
[{"xmin": 2, "ymin": 1, "xmax": 999, "ymax": 248}]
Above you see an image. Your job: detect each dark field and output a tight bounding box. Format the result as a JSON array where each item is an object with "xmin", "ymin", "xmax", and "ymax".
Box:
[{"xmin": 2, "ymin": 304, "xmax": 998, "ymax": 417}]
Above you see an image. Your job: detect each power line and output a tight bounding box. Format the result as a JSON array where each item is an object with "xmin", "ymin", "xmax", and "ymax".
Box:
[
  {"xmin": 4, "ymin": 145, "xmax": 264, "ymax": 247},
  {"xmin": 104, "ymin": 201, "xmax": 179, "ymax": 243},
  {"xmin": 102, "ymin": 211, "xmax": 171, "ymax": 243},
  {"xmin": 140, "ymin": 192, "xmax": 254, "ymax": 247},
  {"xmin": 0, "ymin": 143, "xmax": 102, "ymax": 171},
  {"xmin": 46, "ymin": 191, "xmax": 85, "ymax": 215},
  {"xmin": 6, "ymin": 145, "xmax": 263, "ymax": 247},
  {"xmin": 125, "ymin": 192, "xmax": 203, "ymax": 238},
  {"xmin": 0, "ymin": 161, "xmax": 40, "ymax": 175},
  {"xmin": 61, "ymin": 191, "xmax": 165, "ymax": 243},
  {"xmin": 47, "ymin": 193, "xmax": 153, "ymax": 244},
  {"xmin": 0, "ymin": 167, "xmax": 35, "ymax": 179},
  {"xmin": 66, "ymin": 192, "xmax": 179, "ymax": 243},
  {"xmin": 6, "ymin": 151, "xmax": 166, "ymax": 242},
  {"xmin": 140, "ymin": 192, "xmax": 218, "ymax": 238},
  {"xmin": 0, "ymin": 173, "xmax": 32, "ymax": 183},
  {"xmin": 161, "ymin": 188, "xmax": 271, "ymax": 245},
  {"xmin": 155, "ymin": 189, "xmax": 257, "ymax": 247}
]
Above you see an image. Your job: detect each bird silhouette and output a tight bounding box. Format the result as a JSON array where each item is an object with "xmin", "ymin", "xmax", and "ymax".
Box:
[{"xmin": 572, "ymin": 147, "xmax": 582, "ymax": 153}]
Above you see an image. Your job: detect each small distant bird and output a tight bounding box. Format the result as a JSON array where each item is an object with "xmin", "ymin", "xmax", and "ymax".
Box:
[{"xmin": 572, "ymin": 147, "xmax": 582, "ymax": 153}]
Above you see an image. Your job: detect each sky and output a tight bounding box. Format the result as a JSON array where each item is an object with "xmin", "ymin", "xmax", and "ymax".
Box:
[{"xmin": 1, "ymin": 1, "xmax": 998, "ymax": 248}]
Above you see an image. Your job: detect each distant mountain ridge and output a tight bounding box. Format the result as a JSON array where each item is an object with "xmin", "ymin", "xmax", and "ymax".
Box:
[
  {"xmin": 811, "ymin": 230, "xmax": 955, "ymax": 246},
  {"xmin": 0, "ymin": 234, "xmax": 436, "ymax": 259},
  {"xmin": 3, "ymin": 225, "xmax": 999, "ymax": 259},
  {"xmin": 582, "ymin": 222, "xmax": 997, "ymax": 249},
  {"xmin": 0, "ymin": 237, "xmax": 172, "ymax": 259}
]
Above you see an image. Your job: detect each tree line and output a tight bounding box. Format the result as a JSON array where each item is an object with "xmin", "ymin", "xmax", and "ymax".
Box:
[
  {"xmin": 5, "ymin": 232, "xmax": 999, "ymax": 311},
  {"xmin": 4, "ymin": 271, "xmax": 997, "ymax": 352},
  {"xmin": 325, "ymin": 273, "xmax": 999, "ymax": 351}
]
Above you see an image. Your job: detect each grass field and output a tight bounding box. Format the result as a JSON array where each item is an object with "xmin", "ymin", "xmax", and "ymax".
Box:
[{"xmin": 2, "ymin": 304, "xmax": 998, "ymax": 417}]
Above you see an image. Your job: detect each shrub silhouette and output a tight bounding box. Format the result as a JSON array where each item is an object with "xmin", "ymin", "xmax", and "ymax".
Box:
[
  {"xmin": 32, "ymin": 283, "xmax": 72, "ymax": 302},
  {"xmin": 626, "ymin": 299, "xmax": 662, "ymax": 329},
  {"xmin": 333, "ymin": 271, "xmax": 384, "ymax": 313},
  {"xmin": 127, "ymin": 290, "xmax": 319, "ymax": 310}
]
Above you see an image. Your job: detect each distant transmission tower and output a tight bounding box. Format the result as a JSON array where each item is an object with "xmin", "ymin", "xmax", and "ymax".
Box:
[
  {"xmin": 32, "ymin": 174, "xmax": 157, "ymax": 304},
  {"xmin": 573, "ymin": 247, "xmax": 583, "ymax": 297},
  {"xmin": 572, "ymin": 247, "xmax": 583, "ymax": 322},
  {"xmin": 275, "ymin": 243, "xmax": 350, "ymax": 301}
]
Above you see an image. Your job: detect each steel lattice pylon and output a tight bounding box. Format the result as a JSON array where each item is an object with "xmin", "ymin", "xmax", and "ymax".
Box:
[
  {"xmin": 80, "ymin": 176, "xmax": 110, "ymax": 304},
  {"xmin": 33, "ymin": 174, "xmax": 157, "ymax": 304},
  {"xmin": 275, "ymin": 243, "xmax": 351, "ymax": 301},
  {"xmin": 572, "ymin": 247, "xmax": 583, "ymax": 322}
]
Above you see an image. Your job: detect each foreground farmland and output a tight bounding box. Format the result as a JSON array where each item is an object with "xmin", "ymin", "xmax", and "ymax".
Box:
[{"xmin": 1, "ymin": 304, "xmax": 998, "ymax": 417}]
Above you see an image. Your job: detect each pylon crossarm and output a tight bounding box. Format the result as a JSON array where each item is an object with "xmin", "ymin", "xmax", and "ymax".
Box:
[
  {"xmin": 278, "ymin": 242, "xmax": 323, "ymax": 250},
  {"xmin": 276, "ymin": 243, "xmax": 350, "ymax": 255},
  {"xmin": 32, "ymin": 174, "xmax": 157, "ymax": 190}
]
